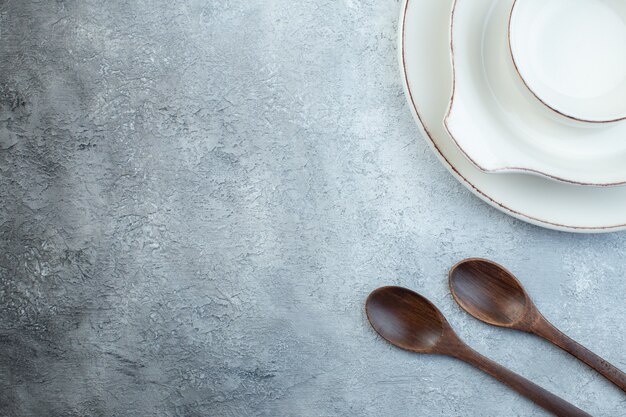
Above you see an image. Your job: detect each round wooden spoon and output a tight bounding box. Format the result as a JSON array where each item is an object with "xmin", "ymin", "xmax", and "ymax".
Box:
[
  {"xmin": 366, "ymin": 286, "xmax": 592, "ymax": 417},
  {"xmin": 449, "ymin": 258, "xmax": 626, "ymax": 393}
]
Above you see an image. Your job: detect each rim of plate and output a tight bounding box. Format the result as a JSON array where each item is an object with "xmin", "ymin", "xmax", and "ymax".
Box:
[
  {"xmin": 399, "ymin": 0, "xmax": 626, "ymax": 232},
  {"xmin": 443, "ymin": 0, "xmax": 626, "ymax": 186},
  {"xmin": 507, "ymin": 0, "xmax": 626, "ymax": 125}
]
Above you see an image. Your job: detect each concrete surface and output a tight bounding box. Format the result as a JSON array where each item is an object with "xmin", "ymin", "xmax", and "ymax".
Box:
[{"xmin": 1, "ymin": 1, "xmax": 625, "ymax": 416}]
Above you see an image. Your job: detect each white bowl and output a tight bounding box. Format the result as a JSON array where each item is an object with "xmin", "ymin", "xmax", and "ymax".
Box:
[
  {"xmin": 509, "ymin": 0, "xmax": 626, "ymax": 124},
  {"xmin": 444, "ymin": 0, "xmax": 626, "ymax": 186}
]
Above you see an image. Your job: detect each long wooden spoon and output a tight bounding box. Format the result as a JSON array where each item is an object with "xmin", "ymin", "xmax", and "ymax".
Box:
[
  {"xmin": 449, "ymin": 258, "xmax": 626, "ymax": 392},
  {"xmin": 366, "ymin": 286, "xmax": 592, "ymax": 417}
]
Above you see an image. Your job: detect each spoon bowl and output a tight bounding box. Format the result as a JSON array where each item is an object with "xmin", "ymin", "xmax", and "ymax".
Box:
[
  {"xmin": 366, "ymin": 286, "xmax": 449, "ymax": 353},
  {"xmin": 449, "ymin": 258, "xmax": 532, "ymax": 328}
]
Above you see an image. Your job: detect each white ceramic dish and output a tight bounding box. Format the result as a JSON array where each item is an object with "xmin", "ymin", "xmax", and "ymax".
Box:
[
  {"xmin": 443, "ymin": 0, "xmax": 626, "ymax": 186},
  {"xmin": 509, "ymin": 0, "xmax": 626, "ymax": 124},
  {"xmin": 400, "ymin": 0, "xmax": 626, "ymax": 232}
]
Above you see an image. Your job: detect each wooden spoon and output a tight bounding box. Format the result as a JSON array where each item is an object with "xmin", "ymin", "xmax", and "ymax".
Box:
[
  {"xmin": 366, "ymin": 286, "xmax": 592, "ymax": 417},
  {"xmin": 449, "ymin": 258, "xmax": 626, "ymax": 393}
]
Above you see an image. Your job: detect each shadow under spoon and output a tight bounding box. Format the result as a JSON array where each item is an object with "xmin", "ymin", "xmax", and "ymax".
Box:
[
  {"xmin": 449, "ymin": 258, "xmax": 626, "ymax": 393},
  {"xmin": 365, "ymin": 286, "xmax": 592, "ymax": 417}
]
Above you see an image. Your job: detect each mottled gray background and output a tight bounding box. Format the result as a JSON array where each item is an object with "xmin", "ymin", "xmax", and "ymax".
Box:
[{"xmin": 0, "ymin": 0, "xmax": 624, "ymax": 416}]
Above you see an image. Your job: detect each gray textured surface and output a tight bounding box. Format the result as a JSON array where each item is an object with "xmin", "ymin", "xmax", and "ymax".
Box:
[{"xmin": 0, "ymin": 1, "xmax": 625, "ymax": 416}]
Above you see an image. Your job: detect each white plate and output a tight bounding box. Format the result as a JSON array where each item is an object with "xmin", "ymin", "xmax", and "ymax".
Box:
[
  {"xmin": 400, "ymin": 0, "xmax": 626, "ymax": 232},
  {"xmin": 444, "ymin": 0, "xmax": 626, "ymax": 186},
  {"xmin": 509, "ymin": 0, "xmax": 626, "ymax": 124}
]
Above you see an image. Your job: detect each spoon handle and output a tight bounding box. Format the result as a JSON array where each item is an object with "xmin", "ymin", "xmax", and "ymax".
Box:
[
  {"xmin": 532, "ymin": 318, "xmax": 626, "ymax": 392},
  {"xmin": 455, "ymin": 346, "xmax": 592, "ymax": 417}
]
